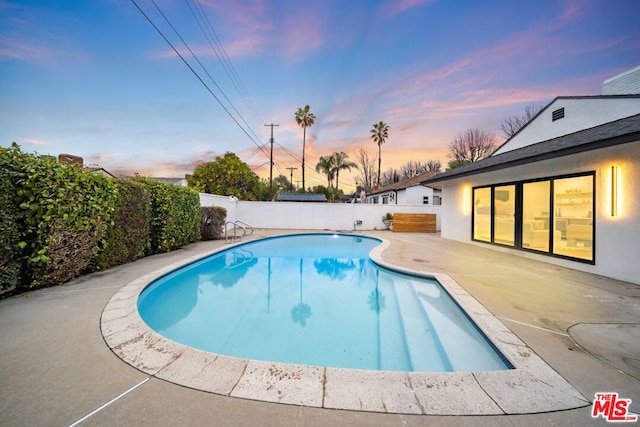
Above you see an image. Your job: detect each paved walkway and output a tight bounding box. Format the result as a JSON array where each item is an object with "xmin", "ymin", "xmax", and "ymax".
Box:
[{"xmin": 1, "ymin": 230, "xmax": 638, "ymax": 426}]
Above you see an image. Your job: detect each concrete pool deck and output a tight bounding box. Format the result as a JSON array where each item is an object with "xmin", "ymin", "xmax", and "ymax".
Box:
[{"xmin": 1, "ymin": 230, "xmax": 639, "ymax": 426}]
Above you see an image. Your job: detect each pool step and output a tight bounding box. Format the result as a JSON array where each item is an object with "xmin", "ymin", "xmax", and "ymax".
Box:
[
  {"xmin": 393, "ymin": 281, "xmax": 451, "ymax": 372},
  {"xmin": 413, "ymin": 283, "xmax": 504, "ymax": 372}
]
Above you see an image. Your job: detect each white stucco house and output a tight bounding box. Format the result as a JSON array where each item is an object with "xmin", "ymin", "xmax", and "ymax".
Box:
[
  {"xmin": 422, "ymin": 67, "xmax": 640, "ymax": 285},
  {"xmin": 366, "ymin": 171, "xmax": 442, "ymax": 205}
]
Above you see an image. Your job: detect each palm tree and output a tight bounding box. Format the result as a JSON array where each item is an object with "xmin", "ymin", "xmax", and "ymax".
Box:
[
  {"xmin": 315, "ymin": 155, "xmax": 335, "ymax": 189},
  {"xmin": 370, "ymin": 121, "xmax": 389, "ymax": 187},
  {"xmin": 294, "ymin": 105, "xmax": 316, "ymax": 191},
  {"xmin": 331, "ymin": 151, "xmax": 358, "ymax": 191}
]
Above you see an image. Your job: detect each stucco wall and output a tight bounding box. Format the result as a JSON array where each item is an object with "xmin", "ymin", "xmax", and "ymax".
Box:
[
  {"xmin": 399, "ymin": 186, "xmax": 432, "ymax": 204},
  {"xmin": 442, "ymin": 141, "xmax": 640, "ymax": 284},
  {"xmin": 200, "ymin": 194, "xmax": 441, "ymax": 232},
  {"xmin": 494, "ymin": 97, "xmax": 640, "ymax": 154}
]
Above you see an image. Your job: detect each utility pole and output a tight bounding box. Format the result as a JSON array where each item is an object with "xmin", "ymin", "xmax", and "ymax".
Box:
[
  {"xmin": 286, "ymin": 167, "xmax": 297, "ymax": 192},
  {"xmin": 264, "ymin": 123, "xmax": 279, "ymax": 200}
]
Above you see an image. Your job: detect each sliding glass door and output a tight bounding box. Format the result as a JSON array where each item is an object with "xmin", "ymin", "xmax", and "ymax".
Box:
[
  {"xmin": 473, "ymin": 187, "xmax": 491, "ymax": 242},
  {"xmin": 472, "ymin": 173, "xmax": 594, "ymax": 263},
  {"xmin": 522, "ymin": 181, "xmax": 551, "ymax": 252},
  {"xmin": 553, "ymin": 175, "xmax": 594, "ymax": 261},
  {"xmin": 493, "ymin": 185, "xmax": 516, "ymax": 246}
]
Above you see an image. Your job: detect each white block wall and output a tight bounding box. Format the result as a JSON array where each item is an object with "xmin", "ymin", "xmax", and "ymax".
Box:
[{"xmin": 200, "ymin": 193, "xmax": 441, "ymax": 232}]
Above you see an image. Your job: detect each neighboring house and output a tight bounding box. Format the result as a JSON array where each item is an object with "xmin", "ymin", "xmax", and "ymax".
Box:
[
  {"xmin": 85, "ymin": 167, "xmax": 117, "ymax": 179},
  {"xmin": 366, "ymin": 171, "xmax": 442, "ymax": 205},
  {"xmin": 58, "ymin": 154, "xmax": 117, "ymax": 178},
  {"xmin": 422, "ymin": 67, "xmax": 640, "ymax": 285},
  {"xmin": 151, "ymin": 177, "xmax": 189, "ymax": 187}
]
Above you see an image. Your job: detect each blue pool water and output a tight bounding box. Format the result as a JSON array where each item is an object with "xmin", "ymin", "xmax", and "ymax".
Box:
[{"xmin": 138, "ymin": 234, "xmax": 511, "ymax": 372}]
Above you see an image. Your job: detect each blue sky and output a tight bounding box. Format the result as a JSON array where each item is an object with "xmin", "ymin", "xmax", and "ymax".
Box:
[{"xmin": 1, "ymin": 0, "xmax": 639, "ymax": 192}]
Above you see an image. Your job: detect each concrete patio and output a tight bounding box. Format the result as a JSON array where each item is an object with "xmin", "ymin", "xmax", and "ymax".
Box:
[{"xmin": 1, "ymin": 230, "xmax": 638, "ymax": 426}]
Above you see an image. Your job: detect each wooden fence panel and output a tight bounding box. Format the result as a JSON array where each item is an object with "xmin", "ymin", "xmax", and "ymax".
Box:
[{"xmin": 392, "ymin": 213, "xmax": 436, "ymax": 233}]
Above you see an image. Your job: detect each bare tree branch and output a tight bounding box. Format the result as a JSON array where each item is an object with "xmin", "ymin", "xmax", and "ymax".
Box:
[
  {"xmin": 499, "ymin": 104, "xmax": 544, "ymax": 140},
  {"xmin": 353, "ymin": 146, "xmax": 377, "ymax": 191},
  {"xmin": 447, "ymin": 128, "xmax": 496, "ymax": 169}
]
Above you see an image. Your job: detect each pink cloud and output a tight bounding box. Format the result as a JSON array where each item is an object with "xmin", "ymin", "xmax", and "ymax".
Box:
[
  {"xmin": 21, "ymin": 138, "xmax": 49, "ymax": 146},
  {"xmin": 198, "ymin": 0, "xmax": 327, "ymax": 60},
  {"xmin": 279, "ymin": 11, "xmax": 324, "ymax": 57},
  {"xmin": 0, "ymin": 35, "xmax": 53, "ymax": 61},
  {"xmin": 196, "ymin": 0, "xmax": 273, "ymax": 59},
  {"xmin": 379, "ymin": 0, "xmax": 435, "ymax": 17}
]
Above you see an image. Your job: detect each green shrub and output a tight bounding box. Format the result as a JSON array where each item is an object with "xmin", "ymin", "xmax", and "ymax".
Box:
[
  {"xmin": 95, "ymin": 179, "xmax": 151, "ymax": 270},
  {"xmin": 133, "ymin": 177, "xmax": 200, "ymax": 253},
  {"xmin": 201, "ymin": 206, "xmax": 227, "ymax": 240},
  {"xmin": 0, "ymin": 160, "xmax": 21, "ymax": 292},
  {"xmin": 1, "ymin": 144, "xmax": 117, "ymax": 288}
]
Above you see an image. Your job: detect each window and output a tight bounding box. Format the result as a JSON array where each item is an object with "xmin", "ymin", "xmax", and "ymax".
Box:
[
  {"xmin": 472, "ymin": 173, "xmax": 594, "ymax": 263},
  {"xmin": 434, "ymin": 196, "xmax": 442, "ymax": 205},
  {"xmin": 493, "ymin": 185, "xmax": 515, "ymax": 246},
  {"xmin": 382, "ymin": 195, "xmax": 389, "ymax": 204},
  {"xmin": 522, "ymin": 181, "xmax": 551, "ymax": 252},
  {"xmin": 423, "ymin": 196, "xmax": 429, "ymax": 204},
  {"xmin": 473, "ymin": 187, "xmax": 491, "ymax": 242},
  {"xmin": 553, "ymin": 175, "xmax": 593, "ymax": 261}
]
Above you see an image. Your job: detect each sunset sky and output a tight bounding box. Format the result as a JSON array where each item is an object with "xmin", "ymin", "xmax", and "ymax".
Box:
[{"xmin": 1, "ymin": 0, "xmax": 639, "ymax": 193}]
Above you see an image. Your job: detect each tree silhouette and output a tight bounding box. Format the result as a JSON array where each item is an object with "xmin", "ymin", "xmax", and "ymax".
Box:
[
  {"xmin": 294, "ymin": 105, "xmax": 316, "ymax": 191},
  {"xmin": 447, "ymin": 128, "xmax": 496, "ymax": 170},
  {"xmin": 331, "ymin": 151, "xmax": 358, "ymax": 191},
  {"xmin": 315, "ymin": 155, "xmax": 335, "ymax": 189},
  {"xmin": 370, "ymin": 121, "xmax": 389, "ymax": 187}
]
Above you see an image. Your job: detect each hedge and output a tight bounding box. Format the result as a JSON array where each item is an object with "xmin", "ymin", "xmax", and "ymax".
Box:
[
  {"xmin": 133, "ymin": 177, "xmax": 201, "ymax": 253},
  {"xmin": 0, "ymin": 144, "xmax": 207, "ymax": 295},
  {"xmin": 95, "ymin": 179, "xmax": 152, "ymax": 270},
  {"xmin": 0, "ymin": 160, "xmax": 21, "ymax": 291},
  {"xmin": 1, "ymin": 144, "xmax": 117, "ymax": 289}
]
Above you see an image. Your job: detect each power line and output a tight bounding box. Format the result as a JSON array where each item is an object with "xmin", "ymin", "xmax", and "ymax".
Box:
[
  {"xmin": 146, "ymin": 0, "xmax": 267, "ymax": 155},
  {"xmin": 186, "ymin": 0, "xmax": 263, "ymax": 124},
  {"xmin": 131, "ymin": 0, "xmax": 268, "ymax": 158}
]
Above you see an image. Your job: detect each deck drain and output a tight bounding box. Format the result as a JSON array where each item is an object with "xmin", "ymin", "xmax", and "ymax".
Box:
[{"xmin": 413, "ymin": 258, "xmax": 429, "ymax": 263}]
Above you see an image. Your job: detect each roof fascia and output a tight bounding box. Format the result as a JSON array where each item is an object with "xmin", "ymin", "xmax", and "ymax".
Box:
[{"xmin": 421, "ymin": 131, "xmax": 640, "ymax": 184}]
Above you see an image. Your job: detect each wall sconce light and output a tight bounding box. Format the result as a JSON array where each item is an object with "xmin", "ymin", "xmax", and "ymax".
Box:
[
  {"xmin": 462, "ymin": 186, "xmax": 471, "ymax": 216},
  {"xmin": 611, "ymin": 166, "xmax": 618, "ymax": 217}
]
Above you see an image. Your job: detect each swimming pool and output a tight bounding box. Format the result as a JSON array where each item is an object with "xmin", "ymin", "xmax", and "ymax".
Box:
[{"xmin": 138, "ymin": 234, "xmax": 511, "ymax": 372}]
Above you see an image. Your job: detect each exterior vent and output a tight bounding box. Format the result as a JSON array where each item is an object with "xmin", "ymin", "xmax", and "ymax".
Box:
[{"xmin": 552, "ymin": 108, "xmax": 565, "ymax": 121}]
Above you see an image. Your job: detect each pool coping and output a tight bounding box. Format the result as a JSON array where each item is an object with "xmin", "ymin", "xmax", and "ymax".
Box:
[{"xmin": 100, "ymin": 234, "xmax": 590, "ymax": 415}]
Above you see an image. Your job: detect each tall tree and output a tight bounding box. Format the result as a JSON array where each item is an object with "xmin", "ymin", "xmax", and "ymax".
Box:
[
  {"xmin": 499, "ymin": 104, "xmax": 544, "ymax": 140},
  {"xmin": 380, "ymin": 168, "xmax": 401, "ymax": 187},
  {"xmin": 315, "ymin": 155, "xmax": 335, "ymax": 189},
  {"xmin": 447, "ymin": 128, "xmax": 496, "ymax": 169},
  {"xmin": 189, "ymin": 152, "xmax": 262, "ymax": 200},
  {"xmin": 331, "ymin": 151, "xmax": 358, "ymax": 191},
  {"xmin": 294, "ymin": 105, "xmax": 316, "ymax": 191},
  {"xmin": 370, "ymin": 121, "xmax": 389, "ymax": 187},
  {"xmin": 425, "ymin": 159, "xmax": 442, "ymax": 173},
  {"xmin": 398, "ymin": 160, "xmax": 442, "ymax": 178},
  {"xmin": 354, "ymin": 146, "xmax": 376, "ymax": 191},
  {"xmin": 273, "ymin": 174, "xmax": 291, "ymax": 192}
]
